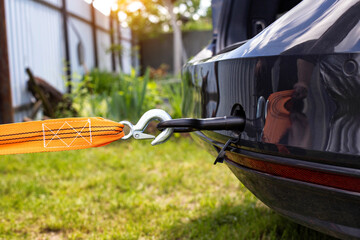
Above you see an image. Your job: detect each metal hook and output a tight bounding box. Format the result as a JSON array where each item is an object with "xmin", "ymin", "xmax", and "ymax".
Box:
[{"xmin": 120, "ymin": 109, "xmax": 174, "ymax": 145}]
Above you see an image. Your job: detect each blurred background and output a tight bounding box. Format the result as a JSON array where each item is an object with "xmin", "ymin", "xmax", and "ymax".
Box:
[
  {"xmin": 0, "ymin": 1, "xmax": 337, "ymax": 239},
  {"xmin": 0, "ymin": 0, "xmax": 212, "ymax": 123}
]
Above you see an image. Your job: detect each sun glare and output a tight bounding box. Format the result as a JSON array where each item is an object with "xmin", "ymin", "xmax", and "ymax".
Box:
[
  {"xmin": 85, "ymin": 0, "xmax": 210, "ymax": 21},
  {"xmin": 84, "ymin": 0, "xmax": 118, "ymax": 16},
  {"xmin": 85, "ymin": 0, "xmax": 143, "ymax": 18},
  {"xmin": 127, "ymin": 1, "xmax": 143, "ymax": 12},
  {"xmin": 84, "ymin": 0, "xmax": 146, "ymax": 22},
  {"xmin": 92, "ymin": 0, "xmax": 115, "ymax": 16}
]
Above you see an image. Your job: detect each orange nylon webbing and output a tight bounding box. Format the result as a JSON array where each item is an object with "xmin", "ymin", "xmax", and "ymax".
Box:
[{"xmin": 0, "ymin": 117, "xmax": 124, "ymax": 155}]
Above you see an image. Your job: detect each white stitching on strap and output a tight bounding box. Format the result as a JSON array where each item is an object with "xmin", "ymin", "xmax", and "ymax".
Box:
[{"xmin": 43, "ymin": 119, "xmax": 92, "ymax": 148}]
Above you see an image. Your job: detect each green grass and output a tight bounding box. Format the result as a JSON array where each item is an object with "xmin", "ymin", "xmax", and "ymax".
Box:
[{"xmin": 0, "ymin": 139, "xmax": 334, "ymax": 239}]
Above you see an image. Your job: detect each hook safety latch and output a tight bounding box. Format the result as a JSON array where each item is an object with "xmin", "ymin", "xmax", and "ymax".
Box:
[{"xmin": 120, "ymin": 109, "xmax": 174, "ymax": 145}]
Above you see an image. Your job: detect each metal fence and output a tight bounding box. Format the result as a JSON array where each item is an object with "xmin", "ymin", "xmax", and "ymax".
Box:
[{"xmin": 3, "ymin": 0, "xmax": 135, "ymax": 122}]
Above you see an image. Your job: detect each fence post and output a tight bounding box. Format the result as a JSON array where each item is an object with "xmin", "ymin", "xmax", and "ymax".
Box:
[
  {"xmin": 0, "ymin": 0, "xmax": 14, "ymax": 123},
  {"xmin": 110, "ymin": 10, "xmax": 116, "ymax": 72},
  {"xmin": 91, "ymin": 3, "xmax": 98, "ymax": 68},
  {"xmin": 61, "ymin": 0, "xmax": 72, "ymax": 93},
  {"xmin": 116, "ymin": 17, "xmax": 123, "ymax": 72}
]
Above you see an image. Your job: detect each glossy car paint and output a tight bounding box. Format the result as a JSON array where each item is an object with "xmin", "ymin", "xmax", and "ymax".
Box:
[{"xmin": 182, "ymin": 0, "xmax": 360, "ymax": 238}]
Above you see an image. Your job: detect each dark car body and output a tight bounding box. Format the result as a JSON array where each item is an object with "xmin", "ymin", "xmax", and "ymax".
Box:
[{"xmin": 181, "ymin": 0, "xmax": 360, "ymax": 238}]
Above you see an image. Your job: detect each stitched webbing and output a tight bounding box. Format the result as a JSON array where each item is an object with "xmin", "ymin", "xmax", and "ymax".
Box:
[{"xmin": 0, "ymin": 117, "xmax": 124, "ymax": 155}]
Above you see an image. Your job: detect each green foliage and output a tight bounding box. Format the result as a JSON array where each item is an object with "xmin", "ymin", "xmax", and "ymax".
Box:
[
  {"xmin": 0, "ymin": 139, "xmax": 335, "ymax": 239},
  {"xmin": 61, "ymin": 68, "xmax": 184, "ymax": 123},
  {"xmin": 66, "ymin": 69, "xmax": 162, "ymax": 122},
  {"xmin": 158, "ymin": 80, "xmax": 183, "ymax": 119},
  {"xmin": 181, "ymin": 19, "xmax": 212, "ymax": 32},
  {"xmin": 116, "ymin": 0, "xmax": 211, "ymax": 40}
]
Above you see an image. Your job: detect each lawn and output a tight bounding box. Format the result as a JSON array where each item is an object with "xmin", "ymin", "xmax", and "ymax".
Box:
[{"xmin": 0, "ymin": 138, "xmax": 334, "ymax": 239}]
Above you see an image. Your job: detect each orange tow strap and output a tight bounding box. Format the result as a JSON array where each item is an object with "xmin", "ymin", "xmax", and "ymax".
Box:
[{"xmin": 0, "ymin": 118, "xmax": 124, "ymax": 155}]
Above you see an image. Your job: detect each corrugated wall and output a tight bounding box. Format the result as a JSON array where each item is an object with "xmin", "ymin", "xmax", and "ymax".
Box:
[
  {"xmin": 67, "ymin": 0, "xmax": 94, "ymax": 76},
  {"xmin": 4, "ymin": 0, "xmax": 135, "ymax": 122},
  {"xmin": 68, "ymin": 17, "xmax": 95, "ymax": 76},
  {"xmin": 66, "ymin": 0, "xmax": 89, "ymax": 21},
  {"xmin": 121, "ymin": 27, "xmax": 133, "ymax": 74},
  {"xmin": 5, "ymin": 0, "xmax": 65, "ymax": 122},
  {"xmin": 97, "ymin": 29, "xmax": 112, "ymax": 71}
]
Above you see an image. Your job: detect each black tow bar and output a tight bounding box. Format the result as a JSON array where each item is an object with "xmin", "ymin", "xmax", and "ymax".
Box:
[
  {"xmin": 157, "ymin": 116, "xmax": 245, "ymax": 164},
  {"xmin": 157, "ymin": 116, "xmax": 245, "ymax": 133}
]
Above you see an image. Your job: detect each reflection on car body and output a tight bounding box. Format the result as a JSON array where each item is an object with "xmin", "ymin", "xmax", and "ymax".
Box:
[{"xmin": 182, "ymin": 0, "xmax": 360, "ymax": 238}]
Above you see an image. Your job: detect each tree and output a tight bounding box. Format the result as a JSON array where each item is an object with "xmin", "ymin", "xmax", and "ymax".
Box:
[
  {"xmin": 163, "ymin": 0, "xmax": 184, "ymax": 75},
  {"xmin": 115, "ymin": 0, "xmax": 210, "ymax": 74}
]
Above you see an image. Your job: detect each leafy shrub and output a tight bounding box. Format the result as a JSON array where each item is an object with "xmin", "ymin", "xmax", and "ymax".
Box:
[
  {"xmin": 158, "ymin": 80, "xmax": 182, "ymax": 119},
  {"xmin": 59, "ymin": 68, "xmax": 184, "ymax": 126},
  {"xmin": 66, "ymin": 69, "xmax": 162, "ymax": 122}
]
